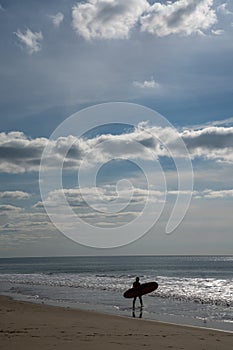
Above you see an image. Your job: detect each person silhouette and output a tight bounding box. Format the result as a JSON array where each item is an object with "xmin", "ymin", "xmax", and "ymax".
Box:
[{"xmin": 132, "ymin": 277, "xmax": 143, "ymax": 309}]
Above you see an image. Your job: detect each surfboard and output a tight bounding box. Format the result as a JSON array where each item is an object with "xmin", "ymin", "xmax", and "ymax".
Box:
[{"xmin": 123, "ymin": 281, "xmax": 158, "ymax": 299}]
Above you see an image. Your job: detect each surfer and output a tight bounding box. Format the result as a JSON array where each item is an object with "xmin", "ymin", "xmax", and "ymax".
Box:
[{"xmin": 132, "ymin": 277, "xmax": 143, "ymax": 309}]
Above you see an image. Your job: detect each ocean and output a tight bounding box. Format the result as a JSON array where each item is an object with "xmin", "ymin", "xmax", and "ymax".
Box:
[{"xmin": 0, "ymin": 255, "xmax": 232, "ymax": 332}]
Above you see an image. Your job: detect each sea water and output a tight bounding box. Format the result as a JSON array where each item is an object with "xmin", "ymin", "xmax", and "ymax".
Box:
[{"xmin": 0, "ymin": 255, "xmax": 232, "ymax": 332}]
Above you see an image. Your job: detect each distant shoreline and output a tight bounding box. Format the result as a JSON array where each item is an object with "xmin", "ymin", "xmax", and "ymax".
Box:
[{"xmin": 1, "ymin": 254, "xmax": 233, "ymax": 259}]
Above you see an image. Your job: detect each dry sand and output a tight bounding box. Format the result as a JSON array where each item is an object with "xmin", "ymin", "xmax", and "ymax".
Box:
[{"xmin": 0, "ymin": 295, "xmax": 232, "ymax": 350}]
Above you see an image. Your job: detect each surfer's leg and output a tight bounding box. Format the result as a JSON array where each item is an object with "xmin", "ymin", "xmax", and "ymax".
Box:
[
  {"xmin": 139, "ymin": 295, "xmax": 143, "ymax": 307},
  {"xmin": 133, "ymin": 297, "xmax": 136, "ymax": 309}
]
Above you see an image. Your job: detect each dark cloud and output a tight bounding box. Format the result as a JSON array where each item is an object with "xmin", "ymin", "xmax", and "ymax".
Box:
[
  {"xmin": 138, "ymin": 136, "xmax": 157, "ymax": 148},
  {"xmin": 96, "ymin": 2, "xmax": 128, "ymax": 23},
  {"xmin": 182, "ymin": 127, "xmax": 233, "ymax": 149},
  {"xmin": 65, "ymin": 144, "xmax": 84, "ymax": 159},
  {"xmin": 0, "ymin": 145, "xmax": 43, "ymax": 160},
  {"xmin": 167, "ymin": 0, "xmax": 200, "ymax": 28}
]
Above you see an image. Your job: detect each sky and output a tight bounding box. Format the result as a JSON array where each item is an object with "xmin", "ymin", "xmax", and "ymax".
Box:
[{"xmin": 0, "ymin": 0, "xmax": 233, "ymax": 257}]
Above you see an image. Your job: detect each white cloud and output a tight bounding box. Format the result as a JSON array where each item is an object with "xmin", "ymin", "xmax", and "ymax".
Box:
[
  {"xmin": 37, "ymin": 184, "xmax": 164, "ymax": 228},
  {"xmin": 0, "ymin": 191, "xmax": 30, "ymax": 200},
  {"xmin": 217, "ymin": 3, "xmax": 233, "ymax": 16},
  {"xmin": 15, "ymin": 28, "xmax": 43, "ymax": 54},
  {"xmin": 44, "ymin": 185, "xmax": 162, "ymax": 208},
  {"xmin": 0, "ymin": 198, "xmax": 55, "ymax": 234},
  {"xmin": 68, "ymin": 0, "xmax": 224, "ymax": 40},
  {"xmin": 140, "ymin": 0, "xmax": 217, "ymax": 37},
  {"xmin": 167, "ymin": 189, "xmax": 233, "ymax": 200},
  {"xmin": 207, "ymin": 117, "xmax": 233, "ymax": 127},
  {"xmin": 211, "ymin": 28, "xmax": 224, "ymax": 35},
  {"xmin": 133, "ymin": 77, "xmax": 159, "ymax": 89},
  {"xmin": 201, "ymin": 189, "xmax": 233, "ymax": 199},
  {"xmin": 32, "ymin": 185, "xmax": 233, "ymax": 233},
  {"xmin": 0, "ymin": 205, "xmax": 22, "ymax": 212},
  {"xmin": 49, "ymin": 12, "xmax": 64, "ymax": 28},
  {"xmin": 0, "ymin": 211, "xmax": 54, "ymax": 233},
  {"xmin": 72, "ymin": 0, "xmax": 149, "ymax": 40}
]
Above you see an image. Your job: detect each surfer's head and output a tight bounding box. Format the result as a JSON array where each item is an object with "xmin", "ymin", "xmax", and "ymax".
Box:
[{"xmin": 136, "ymin": 277, "xmax": 140, "ymax": 282}]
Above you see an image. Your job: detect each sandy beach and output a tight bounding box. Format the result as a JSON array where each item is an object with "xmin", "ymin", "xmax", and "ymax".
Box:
[{"xmin": 0, "ymin": 295, "xmax": 232, "ymax": 350}]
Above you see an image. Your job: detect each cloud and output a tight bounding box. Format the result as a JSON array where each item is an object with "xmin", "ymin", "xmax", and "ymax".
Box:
[
  {"xmin": 1, "ymin": 124, "xmax": 233, "ymax": 174},
  {"xmin": 201, "ymin": 189, "xmax": 233, "ymax": 199},
  {"xmin": 32, "ymin": 201, "xmax": 44, "ymax": 209},
  {"xmin": 44, "ymin": 185, "xmax": 162, "ymax": 208},
  {"xmin": 209, "ymin": 117, "xmax": 233, "ymax": 127},
  {"xmin": 0, "ymin": 205, "xmax": 22, "ymax": 212},
  {"xmin": 181, "ymin": 126, "xmax": 233, "ymax": 149},
  {"xmin": 179, "ymin": 127, "xmax": 233, "ymax": 164},
  {"xmin": 0, "ymin": 213, "xmax": 54, "ymax": 233},
  {"xmin": 33, "ymin": 185, "xmax": 233, "ymax": 232},
  {"xmin": 72, "ymin": 0, "xmax": 149, "ymax": 40},
  {"xmin": 217, "ymin": 3, "xmax": 233, "ymax": 16},
  {"xmin": 0, "ymin": 202, "xmax": 54, "ymax": 233},
  {"xmin": 168, "ymin": 188, "xmax": 233, "ymax": 199},
  {"xmin": 71, "ymin": 0, "xmax": 218, "ymax": 40},
  {"xmin": 0, "ymin": 128, "xmax": 159, "ymax": 173},
  {"xmin": 14, "ymin": 28, "xmax": 43, "ymax": 54},
  {"xmin": 49, "ymin": 12, "xmax": 64, "ymax": 28},
  {"xmin": 181, "ymin": 126, "xmax": 233, "ymax": 163},
  {"xmin": 140, "ymin": 0, "xmax": 217, "ymax": 37},
  {"xmin": 211, "ymin": 29, "xmax": 224, "ymax": 35},
  {"xmin": 133, "ymin": 77, "xmax": 159, "ymax": 89},
  {"xmin": 0, "ymin": 191, "xmax": 30, "ymax": 200},
  {"xmin": 0, "ymin": 131, "xmax": 48, "ymax": 173},
  {"xmin": 184, "ymin": 116, "xmax": 233, "ymax": 131},
  {"xmin": 0, "ymin": 4, "xmax": 5, "ymax": 11},
  {"xmin": 36, "ymin": 184, "xmax": 164, "ymax": 228}
]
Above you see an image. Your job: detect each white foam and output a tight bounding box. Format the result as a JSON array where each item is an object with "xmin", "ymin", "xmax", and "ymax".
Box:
[{"xmin": 0, "ymin": 272, "xmax": 232, "ymax": 307}]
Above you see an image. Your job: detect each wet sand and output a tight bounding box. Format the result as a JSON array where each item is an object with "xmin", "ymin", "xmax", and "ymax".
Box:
[{"xmin": 0, "ymin": 295, "xmax": 232, "ymax": 350}]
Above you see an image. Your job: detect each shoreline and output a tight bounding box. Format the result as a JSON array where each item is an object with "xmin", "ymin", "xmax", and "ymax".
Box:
[
  {"xmin": 1, "ymin": 255, "xmax": 232, "ymax": 334},
  {"xmin": 1, "ymin": 286, "xmax": 232, "ymax": 333},
  {"xmin": 0, "ymin": 295, "xmax": 232, "ymax": 350}
]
